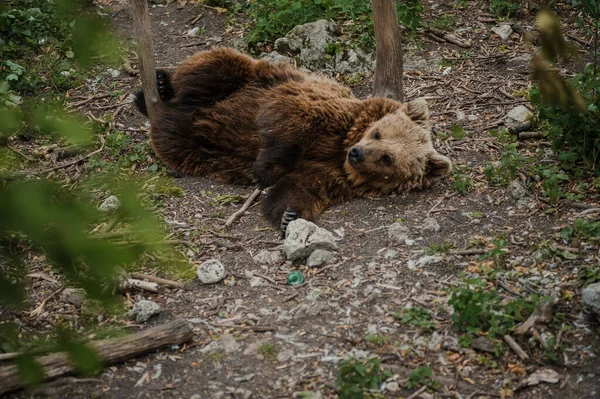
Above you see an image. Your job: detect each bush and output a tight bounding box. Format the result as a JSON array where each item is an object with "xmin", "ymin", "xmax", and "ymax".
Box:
[
  {"xmin": 531, "ymin": 64, "xmax": 600, "ymax": 175},
  {"xmin": 246, "ymin": 0, "xmax": 423, "ymax": 47}
]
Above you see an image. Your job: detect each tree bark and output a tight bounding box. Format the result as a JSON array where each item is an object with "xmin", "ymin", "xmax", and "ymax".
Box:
[
  {"xmin": 372, "ymin": 0, "xmax": 404, "ymax": 101},
  {"xmin": 131, "ymin": 0, "xmax": 159, "ymax": 122},
  {"xmin": 0, "ymin": 319, "xmax": 193, "ymax": 396}
]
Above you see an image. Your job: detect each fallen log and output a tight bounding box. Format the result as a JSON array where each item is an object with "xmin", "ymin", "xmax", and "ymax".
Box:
[{"xmin": 0, "ymin": 319, "xmax": 193, "ymax": 396}]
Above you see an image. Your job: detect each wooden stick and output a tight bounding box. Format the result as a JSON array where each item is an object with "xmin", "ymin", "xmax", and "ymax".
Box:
[
  {"xmin": 224, "ymin": 188, "xmax": 261, "ymax": 228},
  {"xmin": 0, "ymin": 353, "xmax": 19, "ymax": 362},
  {"xmin": 119, "ymin": 278, "xmax": 158, "ymax": 293},
  {"xmin": 129, "ymin": 273, "xmax": 185, "ymax": 289},
  {"xmin": 0, "ymin": 319, "xmax": 193, "ymax": 396},
  {"xmin": 131, "ymin": 0, "xmax": 159, "ymax": 122},
  {"xmin": 372, "ymin": 0, "xmax": 404, "ymax": 101},
  {"xmin": 504, "ymin": 335, "xmax": 529, "ymax": 360}
]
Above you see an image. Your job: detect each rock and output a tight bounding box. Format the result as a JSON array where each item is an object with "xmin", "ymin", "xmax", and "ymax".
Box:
[
  {"xmin": 509, "ymin": 181, "xmax": 528, "ymax": 199},
  {"xmin": 284, "ymin": 219, "xmax": 338, "ymax": 262},
  {"xmin": 200, "ymin": 333, "xmax": 241, "ymax": 354},
  {"xmin": 60, "ymin": 288, "xmax": 85, "ymax": 308},
  {"xmin": 277, "ymin": 349, "xmax": 294, "ymax": 362},
  {"xmin": 273, "ymin": 19, "xmax": 373, "ymax": 74},
  {"xmin": 383, "ymin": 250, "xmax": 397, "ymax": 260},
  {"xmin": 522, "ymin": 368, "xmax": 561, "ymax": 386},
  {"xmin": 492, "ymin": 24, "xmax": 513, "ymax": 40},
  {"xmin": 506, "ymin": 105, "xmax": 532, "ymax": 123},
  {"xmin": 421, "ymin": 217, "xmax": 440, "ymax": 233},
  {"xmin": 127, "ymin": 300, "xmax": 161, "ymax": 323},
  {"xmin": 471, "ymin": 336, "xmax": 495, "ymax": 353},
  {"xmin": 80, "ymin": 299, "xmax": 103, "ymax": 318},
  {"xmin": 260, "ymin": 51, "xmax": 293, "ymax": 65},
  {"xmin": 187, "ymin": 27, "xmax": 200, "ymax": 37},
  {"xmin": 98, "ymin": 195, "xmax": 120, "ymax": 213},
  {"xmin": 582, "ymin": 283, "xmax": 600, "ymax": 318},
  {"xmin": 197, "ymin": 259, "xmax": 225, "ymax": 284},
  {"xmin": 385, "ymin": 381, "xmax": 399, "ymax": 392},
  {"xmin": 404, "ymin": 51, "xmax": 443, "ymax": 73},
  {"xmin": 253, "ymin": 250, "xmax": 283, "ymax": 265},
  {"xmin": 307, "ymin": 249, "xmax": 334, "ymax": 267},
  {"xmin": 388, "ymin": 222, "xmax": 410, "ymax": 244},
  {"xmin": 407, "ymin": 255, "xmax": 442, "ymax": 270}
]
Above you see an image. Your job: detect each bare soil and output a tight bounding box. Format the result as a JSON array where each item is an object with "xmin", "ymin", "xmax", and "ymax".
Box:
[{"xmin": 4, "ymin": 1, "xmax": 600, "ymax": 398}]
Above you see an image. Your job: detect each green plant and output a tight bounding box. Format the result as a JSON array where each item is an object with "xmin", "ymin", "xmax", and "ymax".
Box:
[
  {"xmin": 452, "ymin": 172, "xmax": 474, "ymax": 195},
  {"xmin": 336, "ymin": 357, "xmax": 391, "ymax": 399},
  {"xmin": 448, "ymin": 278, "xmax": 538, "ymax": 341},
  {"xmin": 478, "ymin": 233, "xmax": 508, "ymax": 266},
  {"xmin": 425, "ymin": 241, "xmax": 455, "ymax": 255},
  {"xmin": 432, "ymin": 14, "xmax": 456, "ymax": 31},
  {"xmin": 405, "ymin": 366, "xmax": 440, "ymax": 390},
  {"xmin": 561, "ymin": 218, "xmax": 600, "ymax": 242},
  {"xmin": 488, "ymin": 0, "xmax": 521, "ymax": 18},
  {"xmin": 484, "ymin": 130, "xmax": 528, "ymax": 186},
  {"xmin": 364, "ymin": 334, "xmax": 386, "ymax": 346},
  {"xmin": 258, "ymin": 342, "xmax": 278, "ymax": 360},
  {"xmin": 579, "ymin": 267, "xmax": 600, "ymax": 287},
  {"xmin": 395, "ymin": 306, "xmax": 436, "ymax": 331}
]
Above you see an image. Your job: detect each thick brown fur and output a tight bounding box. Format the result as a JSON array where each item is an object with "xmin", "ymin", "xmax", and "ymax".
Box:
[{"xmin": 134, "ymin": 47, "xmax": 452, "ymax": 228}]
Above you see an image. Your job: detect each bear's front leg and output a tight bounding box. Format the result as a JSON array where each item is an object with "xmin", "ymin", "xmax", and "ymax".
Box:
[
  {"xmin": 253, "ymin": 143, "xmax": 303, "ymax": 189},
  {"xmin": 262, "ymin": 177, "xmax": 331, "ymax": 235}
]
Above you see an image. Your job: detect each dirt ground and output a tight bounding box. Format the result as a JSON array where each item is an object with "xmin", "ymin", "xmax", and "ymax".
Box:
[{"xmin": 4, "ymin": 0, "xmax": 600, "ymax": 398}]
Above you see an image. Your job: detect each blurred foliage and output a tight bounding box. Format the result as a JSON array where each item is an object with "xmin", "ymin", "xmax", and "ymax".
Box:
[
  {"xmin": 0, "ymin": 0, "xmax": 187, "ymax": 390},
  {"xmin": 530, "ymin": 5, "xmax": 600, "ymax": 174}
]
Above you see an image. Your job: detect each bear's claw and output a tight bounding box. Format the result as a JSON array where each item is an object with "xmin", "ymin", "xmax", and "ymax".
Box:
[
  {"xmin": 280, "ymin": 209, "xmax": 298, "ymax": 235},
  {"xmin": 156, "ymin": 70, "xmax": 174, "ymax": 102}
]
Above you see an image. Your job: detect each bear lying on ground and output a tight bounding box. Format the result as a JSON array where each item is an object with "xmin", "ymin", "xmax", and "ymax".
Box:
[{"xmin": 134, "ymin": 47, "xmax": 452, "ymax": 231}]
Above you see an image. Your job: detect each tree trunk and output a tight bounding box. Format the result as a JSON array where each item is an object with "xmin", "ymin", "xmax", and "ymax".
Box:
[
  {"xmin": 131, "ymin": 0, "xmax": 159, "ymax": 122},
  {"xmin": 372, "ymin": 0, "xmax": 404, "ymax": 101},
  {"xmin": 0, "ymin": 319, "xmax": 193, "ymax": 396}
]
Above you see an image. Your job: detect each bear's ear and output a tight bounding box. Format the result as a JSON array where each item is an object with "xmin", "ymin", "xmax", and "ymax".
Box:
[
  {"xmin": 426, "ymin": 152, "xmax": 452, "ymax": 178},
  {"xmin": 404, "ymin": 98, "xmax": 430, "ymax": 124}
]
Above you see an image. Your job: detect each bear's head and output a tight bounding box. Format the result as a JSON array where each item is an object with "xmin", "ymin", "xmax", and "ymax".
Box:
[{"xmin": 344, "ymin": 98, "xmax": 452, "ymax": 194}]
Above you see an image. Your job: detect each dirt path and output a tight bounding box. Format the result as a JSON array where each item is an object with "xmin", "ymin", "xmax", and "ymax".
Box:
[{"xmin": 6, "ymin": 1, "xmax": 600, "ymax": 398}]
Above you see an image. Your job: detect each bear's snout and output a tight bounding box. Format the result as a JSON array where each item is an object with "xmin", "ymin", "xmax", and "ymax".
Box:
[{"xmin": 348, "ymin": 146, "xmax": 364, "ymax": 164}]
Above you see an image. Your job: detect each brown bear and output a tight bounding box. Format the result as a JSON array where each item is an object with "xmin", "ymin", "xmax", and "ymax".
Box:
[{"xmin": 134, "ymin": 47, "xmax": 452, "ymax": 231}]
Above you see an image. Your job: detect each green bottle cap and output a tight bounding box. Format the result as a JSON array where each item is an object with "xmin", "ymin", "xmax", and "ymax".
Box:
[{"xmin": 286, "ymin": 271, "xmax": 305, "ymax": 285}]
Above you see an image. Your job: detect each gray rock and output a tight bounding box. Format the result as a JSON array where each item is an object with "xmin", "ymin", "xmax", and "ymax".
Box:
[
  {"xmin": 506, "ymin": 105, "xmax": 532, "ymax": 123},
  {"xmin": 284, "ymin": 219, "xmax": 338, "ymax": 261},
  {"xmin": 307, "ymin": 249, "xmax": 334, "ymax": 267},
  {"xmin": 253, "ymin": 249, "xmax": 283, "ymax": 265},
  {"xmin": 509, "ymin": 181, "xmax": 528, "ymax": 199},
  {"xmin": 260, "ymin": 51, "xmax": 293, "ymax": 65},
  {"xmin": 127, "ymin": 300, "xmax": 161, "ymax": 323},
  {"xmin": 421, "ymin": 217, "xmax": 440, "ymax": 233},
  {"xmin": 187, "ymin": 27, "xmax": 200, "ymax": 37},
  {"xmin": 200, "ymin": 333, "xmax": 240, "ymax": 354},
  {"xmin": 388, "ymin": 222, "xmax": 410, "ymax": 244},
  {"xmin": 273, "ymin": 19, "xmax": 373, "ymax": 74},
  {"xmin": 492, "ymin": 24, "xmax": 513, "ymax": 40},
  {"xmin": 404, "ymin": 51, "xmax": 443, "ymax": 73},
  {"xmin": 383, "ymin": 249, "xmax": 397, "ymax": 260},
  {"xmin": 197, "ymin": 259, "xmax": 225, "ymax": 284},
  {"xmin": 98, "ymin": 195, "xmax": 120, "ymax": 213},
  {"xmin": 385, "ymin": 381, "xmax": 399, "ymax": 392},
  {"xmin": 61, "ymin": 288, "xmax": 85, "ymax": 308},
  {"xmin": 582, "ymin": 283, "xmax": 600, "ymax": 318},
  {"xmin": 277, "ymin": 349, "xmax": 294, "ymax": 362}
]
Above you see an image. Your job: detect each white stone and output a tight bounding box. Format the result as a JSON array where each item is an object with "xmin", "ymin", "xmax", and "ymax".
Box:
[
  {"xmin": 421, "ymin": 217, "xmax": 440, "ymax": 233},
  {"xmin": 582, "ymin": 283, "xmax": 600, "ymax": 318},
  {"xmin": 492, "ymin": 24, "xmax": 514, "ymax": 40},
  {"xmin": 60, "ymin": 288, "xmax": 85, "ymax": 308},
  {"xmin": 385, "ymin": 381, "xmax": 399, "ymax": 392},
  {"xmin": 127, "ymin": 300, "xmax": 160, "ymax": 323},
  {"xmin": 307, "ymin": 249, "xmax": 334, "ymax": 267},
  {"xmin": 284, "ymin": 219, "xmax": 338, "ymax": 261},
  {"xmin": 509, "ymin": 180, "xmax": 528, "ymax": 199},
  {"xmin": 388, "ymin": 222, "xmax": 410, "ymax": 244},
  {"xmin": 98, "ymin": 195, "xmax": 120, "ymax": 212},
  {"xmin": 187, "ymin": 27, "xmax": 200, "ymax": 37},
  {"xmin": 197, "ymin": 259, "xmax": 225, "ymax": 284},
  {"xmin": 506, "ymin": 105, "xmax": 532, "ymax": 123}
]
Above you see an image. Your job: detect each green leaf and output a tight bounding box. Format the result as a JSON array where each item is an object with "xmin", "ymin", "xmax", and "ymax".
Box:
[{"xmin": 15, "ymin": 355, "xmax": 45, "ymax": 386}]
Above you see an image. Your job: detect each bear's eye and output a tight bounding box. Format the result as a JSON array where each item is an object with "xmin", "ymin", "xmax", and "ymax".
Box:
[
  {"xmin": 382, "ymin": 154, "xmax": 393, "ymax": 165},
  {"xmin": 373, "ymin": 131, "xmax": 381, "ymax": 140}
]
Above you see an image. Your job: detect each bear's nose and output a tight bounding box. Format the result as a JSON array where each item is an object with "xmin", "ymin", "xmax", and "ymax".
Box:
[{"xmin": 348, "ymin": 146, "xmax": 364, "ymax": 163}]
